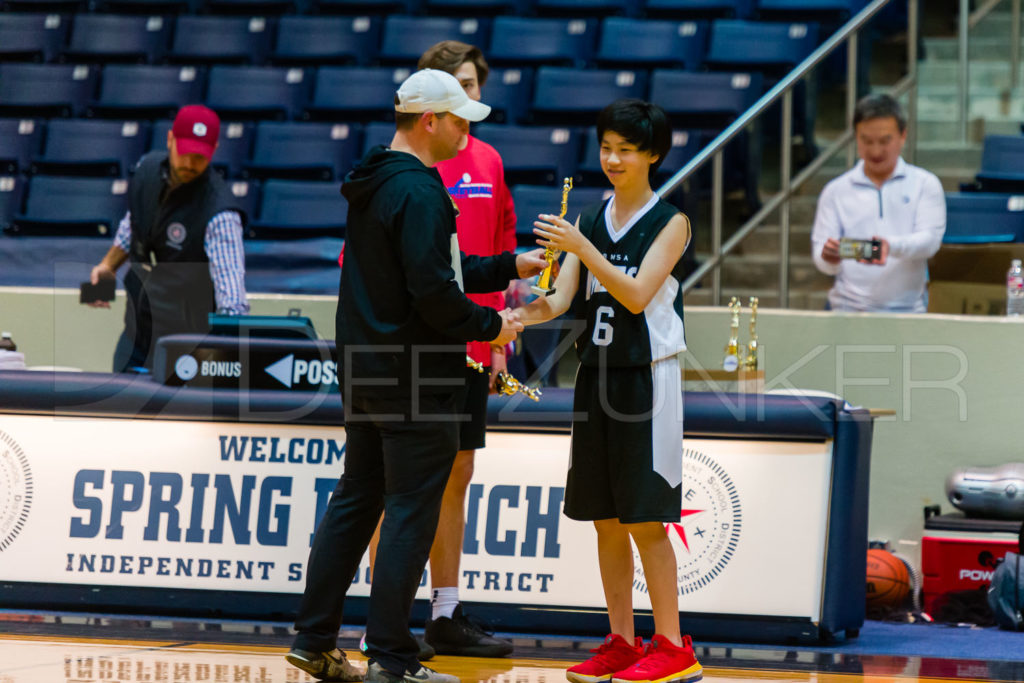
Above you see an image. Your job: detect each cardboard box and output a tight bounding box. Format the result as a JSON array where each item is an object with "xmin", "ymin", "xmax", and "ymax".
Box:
[{"xmin": 928, "ymin": 243, "xmax": 1024, "ymax": 315}]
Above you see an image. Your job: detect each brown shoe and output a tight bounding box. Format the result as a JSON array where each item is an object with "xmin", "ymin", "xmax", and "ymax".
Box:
[{"xmin": 286, "ymin": 647, "xmax": 364, "ymax": 681}]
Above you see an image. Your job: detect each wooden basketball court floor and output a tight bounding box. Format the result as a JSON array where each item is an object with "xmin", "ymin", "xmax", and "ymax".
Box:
[{"xmin": 0, "ymin": 614, "xmax": 1016, "ymax": 683}]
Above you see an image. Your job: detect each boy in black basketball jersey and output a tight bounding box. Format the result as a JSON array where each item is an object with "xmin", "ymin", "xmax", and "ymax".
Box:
[{"xmin": 512, "ymin": 99, "xmax": 702, "ymax": 683}]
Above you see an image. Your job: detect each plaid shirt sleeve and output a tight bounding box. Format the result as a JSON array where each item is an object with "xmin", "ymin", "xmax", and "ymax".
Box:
[
  {"xmin": 204, "ymin": 210, "xmax": 250, "ymax": 315},
  {"xmin": 113, "ymin": 211, "xmax": 132, "ymax": 253}
]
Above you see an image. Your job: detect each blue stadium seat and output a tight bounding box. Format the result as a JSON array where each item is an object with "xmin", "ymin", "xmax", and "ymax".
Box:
[
  {"xmin": 0, "ymin": 0, "xmax": 81, "ymax": 13},
  {"xmin": 704, "ymin": 19, "xmax": 819, "ymax": 162},
  {"xmin": 644, "ymin": 0, "xmax": 754, "ymax": 18},
  {"xmin": 489, "ymin": 17, "xmax": 599, "ymax": 67},
  {"xmin": 943, "ymin": 193, "xmax": 1024, "ymax": 244},
  {"xmin": 0, "ymin": 64, "xmax": 99, "ymax": 118},
  {"xmin": 227, "ymin": 178, "xmax": 261, "ymax": 224},
  {"xmin": 650, "ymin": 70, "xmax": 763, "ymax": 209},
  {"xmin": 249, "ymin": 180, "xmax": 347, "ymax": 239},
  {"xmin": 206, "ymin": 66, "xmax": 313, "ymax": 121},
  {"xmin": 0, "ymin": 176, "xmax": 26, "ymax": 231},
  {"xmin": 531, "ymin": 67, "xmax": 648, "ymax": 124},
  {"xmin": 314, "ymin": 0, "xmax": 420, "ymax": 14},
  {"xmin": 757, "ymin": 0, "xmax": 866, "ymax": 19},
  {"xmin": 379, "ymin": 16, "xmax": 491, "ymax": 65},
  {"xmin": 167, "ymin": 16, "xmax": 273, "ymax": 65},
  {"xmin": 0, "ymin": 13, "xmax": 69, "ymax": 63},
  {"xmin": 482, "ymin": 67, "xmax": 534, "ymax": 125},
  {"xmin": 578, "ymin": 127, "xmax": 702, "ymax": 182},
  {"xmin": 535, "ymin": 0, "xmax": 640, "ymax": 17},
  {"xmin": 205, "ymin": 0, "xmax": 306, "ymax": 14},
  {"xmin": 510, "ymin": 184, "xmax": 611, "ymax": 247},
  {"xmin": 272, "ymin": 16, "xmax": 380, "ymax": 66},
  {"xmin": 62, "ymin": 14, "xmax": 171, "ymax": 64},
  {"xmin": 152, "ymin": 119, "xmax": 255, "ymax": 179},
  {"xmin": 422, "ymin": 0, "xmax": 525, "ymax": 15},
  {"xmin": 705, "ymin": 20, "xmax": 819, "ymax": 69},
  {"xmin": 596, "ymin": 18, "xmax": 708, "ymax": 70},
  {"xmin": 473, "ymin": 124, "xmax": 581, "ymax": 186},
  {"xmin": 307, "ymin": 67, "xmax": 411, "ymax": 122},
  {"xmin": 0, "ymin": 119, "xmax": 44, "ymax": 174},
  {"xmin": 95, "ymin": 0, "xmax": 196, "ymax": 10},
  {"xmin": 246, "ymin": 121, "xmax": 363, "ymax": 181},
  {"xmin": 9, "ymin": 176, "xmax": 130, "ymax": 237},
  {"xmin": 975, "ymin": 135, "xmax": 1024, "ymax": 193},
  {"xmin": 362, "ymin": 121, "xmax": 396, "ymax": 153},
  {"xmin": 90, "ymin": 65, "xmax": 205, "ymax": 120},
  {"xmin": 650, "ymin": 70, "xmax": 762, "ymax": 127},
  {"xmin": 32, "ymin": 119, "xmax": 150, "ymax": 178}
]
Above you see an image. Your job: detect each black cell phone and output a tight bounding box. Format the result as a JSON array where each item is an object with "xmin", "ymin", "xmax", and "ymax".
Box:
[{"xmin": 80, "ymin": 279, "xmax": 116, "ymax": 304}]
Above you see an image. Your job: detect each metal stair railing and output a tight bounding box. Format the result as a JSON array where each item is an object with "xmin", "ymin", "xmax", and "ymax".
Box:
[
  {"xmin": 658, "ymin": 0, "xmax": 919, "ymax": 307},
  {"xmin": 957, "ymin": 0, "xmax": 1021, "ymax": 142}
]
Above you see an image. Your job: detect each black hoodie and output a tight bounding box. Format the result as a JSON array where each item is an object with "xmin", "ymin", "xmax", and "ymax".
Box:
[{"xmin": 338, "ymin": 145, "xmax": 518, "ymax": 397}]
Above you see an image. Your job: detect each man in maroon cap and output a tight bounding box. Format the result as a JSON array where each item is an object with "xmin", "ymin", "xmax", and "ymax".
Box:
[{"xmin": 89, "ymin": 104, "xmax": 249, "ymax": 372}]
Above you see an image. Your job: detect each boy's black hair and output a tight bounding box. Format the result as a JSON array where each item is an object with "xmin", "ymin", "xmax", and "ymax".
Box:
[{"xmin": 596, "ymin": 99, "xmax": 673, "ymax": 179}]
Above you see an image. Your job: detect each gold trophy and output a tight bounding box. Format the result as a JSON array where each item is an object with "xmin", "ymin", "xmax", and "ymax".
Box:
[
  {"xmin": 744, "ymin": 297, "xmax": 759, "ymax": 371},
  {"xmin": 722, "ymin": 297, "xmax": 741, "ymax": 371},
  {"xmin": 495, "ymin": 372, "xmax": 543, "ymax": 402},
  {"xmin": 467, "ymin": 355, "xmax": 542, "ymax": 401},
  {"xmin": 531, "ymin": 177, "xmax": 573, "ymax": 296}
]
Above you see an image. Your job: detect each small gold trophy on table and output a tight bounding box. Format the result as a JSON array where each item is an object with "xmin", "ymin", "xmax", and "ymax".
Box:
[
  {"xmin": 744, "ymin": 297, "xmax": 759, "ymax": 371},
  {"xmin": 465, "ymin": 356, "xmax": 542, "ymax": 402},
  {"xmin": 531, "ymin": 177, "xmax": 573, "ymax": 296},
  {"xmin": 722, "ymin": 296, "xmax": 741, "ymax": 371}
]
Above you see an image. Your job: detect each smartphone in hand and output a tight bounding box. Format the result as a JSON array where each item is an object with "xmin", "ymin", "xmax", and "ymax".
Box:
[
  {"xmin": 838, "ymin": 238, "xmax": 882, "ymax": 261},
  {"xmin": 80, "ymin": 279, "xmax": 115, "ymax": 304}
]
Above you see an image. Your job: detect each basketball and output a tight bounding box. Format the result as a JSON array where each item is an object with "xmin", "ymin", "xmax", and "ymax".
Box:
[{"xmin": 866, "ymin": 549, "xmax": 911, "ymax": 607}]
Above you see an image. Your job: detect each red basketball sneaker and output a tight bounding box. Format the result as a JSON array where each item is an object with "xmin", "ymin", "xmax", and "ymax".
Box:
[
  {"xmin": 611, "ymin": 634, "xmax": 702, "ymax": 683},
  {"xmin": 566, "ymin": 634, "xmax": 644, "ymax": 683}
]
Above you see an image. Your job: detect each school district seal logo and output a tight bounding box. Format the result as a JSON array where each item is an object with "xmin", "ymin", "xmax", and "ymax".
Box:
[
  {"xmin": 0, "ymin": 430, "xmax": 33, "ymax": 551},
  {"xmin": 632, "ymin": 449, "xmax": 742, "ymax": 596}
]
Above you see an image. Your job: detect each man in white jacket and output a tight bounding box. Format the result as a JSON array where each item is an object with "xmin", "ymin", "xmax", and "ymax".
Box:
[{"xmin": 811, "ymin": 94, "xmax": 946, "ymax": 312}]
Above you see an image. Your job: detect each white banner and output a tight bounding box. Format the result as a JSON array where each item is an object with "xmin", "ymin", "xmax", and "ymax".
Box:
[{"xmin": 0, "ymin": 415, "xmax": 832, "ymax": 619}]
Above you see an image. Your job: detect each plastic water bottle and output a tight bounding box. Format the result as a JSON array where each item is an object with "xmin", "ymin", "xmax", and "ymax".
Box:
[
  {"xmin": 0, "ymin": 332, "xmax": 15, "ymax": 351},
  {"xmin": 1008, "ymin": 259, "xmax": 1024, "ymax": 317}
]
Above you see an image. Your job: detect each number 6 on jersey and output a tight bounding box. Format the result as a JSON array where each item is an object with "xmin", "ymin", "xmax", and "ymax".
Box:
[{"xmin": 592, "ymin": 305, "xmax": 615, "ymax": 346}]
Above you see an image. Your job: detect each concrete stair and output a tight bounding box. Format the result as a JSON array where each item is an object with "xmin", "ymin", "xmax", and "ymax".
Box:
[{"xmin": 917, "ymin": 9, "xmax": 1024, "ymax": 141}]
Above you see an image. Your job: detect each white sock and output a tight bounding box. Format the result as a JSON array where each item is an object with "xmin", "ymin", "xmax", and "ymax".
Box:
[{"xmin": 431, "ymin": 587, "xmax": 459, "ymax": 620}]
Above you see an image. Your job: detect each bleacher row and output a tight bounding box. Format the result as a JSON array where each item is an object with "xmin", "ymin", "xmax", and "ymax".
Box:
[
  {"xmin": 944, "ymin": 134, "xmax": 1024, "ymax": 245},
  {"xmin": 0, "ymin": 115, "xmax": 722, "ymax": 236},
  {"xmin": 0, "ymin": 13, "xmax": 821, "ymax": 69},
  {"xmin": 0, "ymin": 0, "xmax": 865, "ymax": 20}
]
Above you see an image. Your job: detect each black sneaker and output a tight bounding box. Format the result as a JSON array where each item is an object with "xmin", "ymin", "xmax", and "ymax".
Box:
[
  {"xmin": 364, "ymin": 661, "xmax": 459, "ymax": 683},
  {"xmin": 285, "ymin": 647, "xmax": 363, "ymax": 681},
  {"xmin": 361, "ymin": 632, "xmax": 436, "ymax": 661},
  {"xmin": 424, "ymin": 604, "xmax": 513, "ymax": 657}
]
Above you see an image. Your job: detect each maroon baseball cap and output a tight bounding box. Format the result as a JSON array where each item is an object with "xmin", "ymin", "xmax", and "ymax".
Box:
[{"xmin": 171, "ymin": 105, "xmax": 220, "ymax": 160}]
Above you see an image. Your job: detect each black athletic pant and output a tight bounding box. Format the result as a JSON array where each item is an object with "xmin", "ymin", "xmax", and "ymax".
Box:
[{"xmin": 292, "ymin": 390, "xmax": 459, "ymax": 676}]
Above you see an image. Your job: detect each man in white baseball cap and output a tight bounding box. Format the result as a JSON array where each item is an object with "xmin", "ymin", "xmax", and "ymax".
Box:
[
  {"xmin": 286, "ymin": 69, "xmax": 545, "ymax": 683},
  {"xmin": 395, "ymin": 67, "xmax": 492, "ymax": 123}
]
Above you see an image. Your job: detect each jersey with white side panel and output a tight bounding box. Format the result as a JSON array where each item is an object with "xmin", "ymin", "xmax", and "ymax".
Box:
[{"xmin": 571, "ymin": 195, "xmax": 687, "ymax": 368}]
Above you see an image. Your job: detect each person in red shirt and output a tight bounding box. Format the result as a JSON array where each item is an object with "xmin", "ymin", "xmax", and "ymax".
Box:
[
  {"xmin": 420, "ymin": 43, "xmax": 518, "ymax": 658},
  {"xmin": 363, "ymin": 41, "xmax": 518, "ymax": 659}
]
